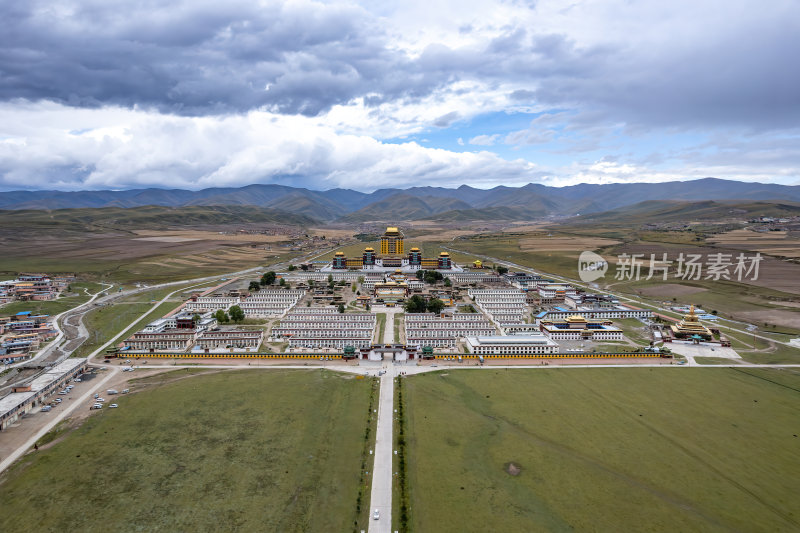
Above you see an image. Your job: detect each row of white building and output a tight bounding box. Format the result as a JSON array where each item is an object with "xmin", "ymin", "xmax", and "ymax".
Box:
[
  {"xmin": 271, "ymin": 308, "xmax": 377, "ymax": 349},
  {"xmin": 124, "ymin": 327, "xmax": 264, "ymax": 352},
  {"xmin": 183, "ymin": 288, "xmax": 304, "ymax": 317},
  {"xmin": 467, "ymin": 288, "xmax": 528, "ymax": 326},
  {"xmin": 404, "ymin": 313, "xmax": 497, "ymax": 348}
]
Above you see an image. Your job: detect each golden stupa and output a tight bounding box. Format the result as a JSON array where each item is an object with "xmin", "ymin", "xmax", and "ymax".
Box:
[{"xmin": 670, "ymin": 305, "xmax": 712, "ymax": 340}]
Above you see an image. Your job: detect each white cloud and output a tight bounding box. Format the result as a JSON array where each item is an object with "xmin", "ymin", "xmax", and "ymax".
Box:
[
  {"xmin": 468, "ymin": 134, "xmax": 500, "ymax": 146},
  {"xmin": 0, "ymin": 102, "xmax": 540, "ymax": 191}
]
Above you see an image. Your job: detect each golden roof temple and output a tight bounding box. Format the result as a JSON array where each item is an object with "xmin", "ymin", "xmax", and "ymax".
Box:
[
  {"xmin": 670, "ymin": 305, "xmax": 712, "ymax": 340},
  {"xmin": 380, "ymin": 226, "xmax": 404, "ymax": 256}
]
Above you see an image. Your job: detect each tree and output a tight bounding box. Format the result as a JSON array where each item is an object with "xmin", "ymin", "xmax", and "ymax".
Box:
[
  {"xmin": 300, "ymin": 264, "xmax": 309, "ymax": 271},
  {"xmin": 337, "ymin": 303, "xmax": 345, "ymax": 313},
  {"xmin": 426, "ymin": 298, "xmax": 445, "ymax": 315},
  {"xmin": 228, "ymin": 305, "xmax": 245, "ymax": 323},
  {"xmin": 279, "ymin": 278, "xmax": 286, "ymax": 287},
  {"xmin": 248, "ymin": 281, "xmax": 261, "ymax": 293},
  {"xmin": 415, "ymin": 270, "xmax": 424, "ymax": 280},
  {"xmin": 351, "ymin": 283, "xmax": 357, "ymax": 292},
  {"xmin": 213, "ymin": 309, "xmax": 229, "ymax": 324},
  {"xmin": 444, "ymin": 277, "xmax": 451, "ymax": 287},
  {"xmin": 327, "ymin": 274, "xmax": 333, "ymax": 283},
  {"xmin": 404, "ymin": 295, "xmax": 427, "ymax": 313},
  {"xmin": 308, "ymin": 279, "xmax": 315, "ymax": 288},
  {"xmin": 358, "ymin": 276, "xmax": 365, "ymax": 285},
  {"xmin": 423, "ymin": 270, "xmax": 443, "ymax": 285},
  {"xmin": 287, "ymin": 264, "xmax": 297, "ymax": 271},
  {"xmin": 496, "ymin": 266, "xmax": 509, "ymax": 275},
  {"xmin": 261, "ymin": 271, "xmax": 276, "ymax": 286}
]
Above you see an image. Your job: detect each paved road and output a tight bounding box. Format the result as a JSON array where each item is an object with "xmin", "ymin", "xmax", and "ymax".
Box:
[
  {"xmin": 82, "ymin": 280, "xmax": 217, "ymax": 362},
  {"xmin": 0, "ymin": 367, "xmax": 120, "ymax": 475},
  {"xmin": 383, "ymin": 310, "xmax": 395, "ymax": 344},
  {"xmin": 368, "ymin": 365, "xmax": 394, "ymax": 533},
  {"xmin": 10, "ymin": 282, "xmax": 112, "ymax": 369}
]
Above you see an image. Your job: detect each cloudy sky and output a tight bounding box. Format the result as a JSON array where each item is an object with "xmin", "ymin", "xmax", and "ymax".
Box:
[{"xmin": 1, "ymin": 0, "xmax": 798, "ymax": 191}]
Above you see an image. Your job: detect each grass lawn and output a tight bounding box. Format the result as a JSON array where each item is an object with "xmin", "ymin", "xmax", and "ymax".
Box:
[
  {"xmin": 402, "ymin": 368, "xmax": 800, "ymax": 532},
  {"xmin": 376, "ymin": 312, "xmax": 386, "ymax": 342},
  {"xmin": 74, "ymin": 301, "xmax": 177, "ymax": 358},
  {"xmin": 0, "ymin": 292, "xmax": 93, "ymax": 317},
  {"xmin": 73, "ymin": 281, "xmax": 215, "ymax": 358},
  {"xmin": 394, "ymin": 313, "xmax": 403, "ymax": 343},
  {"xmin": 0, "ymin": 369, "xmax": 378, "ymax": 532},
  {"xmin": 453, "ymin": 236, "xmax": 581, "ymax": 279},
  {"xmin": 616, "ymin": 318, "xmax": 652, "ymax": 345}
]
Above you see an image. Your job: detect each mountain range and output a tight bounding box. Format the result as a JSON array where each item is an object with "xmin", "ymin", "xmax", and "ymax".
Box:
[{"xmin": 2, "ymin": 179, "xmax": 800, "ymax": 223}]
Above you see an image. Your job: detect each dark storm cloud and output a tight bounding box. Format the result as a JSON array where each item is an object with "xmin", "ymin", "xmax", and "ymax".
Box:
[
  {"xmin": 1, "ymin": 0, "xmax": 799, "ymax": 134},
  {"xmin": 0, "ymin": 1, "xmax": 420, "ymax": 116}
]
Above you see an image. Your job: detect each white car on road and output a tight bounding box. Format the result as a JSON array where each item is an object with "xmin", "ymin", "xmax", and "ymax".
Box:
[{"xmin": 373, "ymin": 509, "xmax": 380, "ymax": 520}]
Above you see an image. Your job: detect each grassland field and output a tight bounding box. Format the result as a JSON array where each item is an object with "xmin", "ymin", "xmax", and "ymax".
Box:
[
  {"xmin": 0, "ymin": 242, "xmax": 303, "ymax": 285},
  {"xmin": 0, "ymin": 369, "xmax": 378, "ymax": 533},
  {"xmin": 72, "ymin": 280, "xmax": 231, "ymax": 359},
  {"xmin": 402, "ymin": 368, "xmax": 800, "ymax": 533},
  {"xmin": 74, "ymin": 301, "xmax": 178, "ymax": 358}
]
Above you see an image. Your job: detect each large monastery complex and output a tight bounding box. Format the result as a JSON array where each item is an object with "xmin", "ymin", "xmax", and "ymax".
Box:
[{"xmin": 323, "ymin": 227, "xmax": 463, "ymax": 273}]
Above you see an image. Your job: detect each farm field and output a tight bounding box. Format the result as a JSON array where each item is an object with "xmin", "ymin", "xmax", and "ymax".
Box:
[
  {"xmin": 0, "ymin": 231, "xmax": 302, "ymax": 284},
  {"xmin": 402, "ymin": 368, "xmax": 800, "ymax": 532},
  {"xmin": 0, "ymin": 369, "xmax": 378, "ymax": 532}
]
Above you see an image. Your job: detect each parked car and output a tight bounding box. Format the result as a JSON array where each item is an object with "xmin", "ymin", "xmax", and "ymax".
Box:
[
  {"xmin": 91, "ymin": 403, "xmax": 103, "ymax": 409},
  {"xmin": 58, "ymin": 390, "xmax": 68, "ymax": 395},
  {"xmin": 96, "ymin": 398, "xmax": 105, "ymax": 403},
  {"xmin": 41, "ymin": 405, "xmax": 52, "ymax": 412},
  {"xmin": 122, "ymin": 389, "xmax": 130, "ymax": 394},
  {"xmin": 94, "ymin": 393, "xmax": 99, "ymax": 399},
  {"xmin": 373, "ymin": 509, "xmax": 380, "ymax": 520},
  {"xmin": 107, "ymin": 389, "xmax": 118, "ymax": 395},
  {"xmin": 54, "ymin": 398, "xmax": 62, "ymax": 404},
  {"xmin": 109, "ymin": 404, "xmax": 118, "ymax": 408},
  {"xmin": 74, "ymin": 378, "xmax": 82, "ymax": 382}
]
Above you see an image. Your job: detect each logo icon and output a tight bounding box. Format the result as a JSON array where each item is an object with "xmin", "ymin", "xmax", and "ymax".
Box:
[{"xmin": 578, "ymin": 251, "xmax": 608, "ymax": 282}]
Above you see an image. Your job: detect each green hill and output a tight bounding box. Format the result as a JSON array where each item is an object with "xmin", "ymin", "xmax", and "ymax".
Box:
[
  {"xmin": 567, "ymin": 200, "xmax": 800, "ymax": 226},
  {"xmin": 337, "ymin": 194, "xmax": 472, "ymax": 222},
  {"xmin": 0, "ymin": 205, "xmax": 319, "ymax": 236}
]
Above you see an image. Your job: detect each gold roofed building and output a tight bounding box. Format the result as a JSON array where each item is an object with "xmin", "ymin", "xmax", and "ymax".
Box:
[
  {"xmin": 669, "ymin": 305, "xmax": 712, "ymax": 341},
  {"xmin": 380, "ymin": 227, "xmax": 404, "ymax": 256}
]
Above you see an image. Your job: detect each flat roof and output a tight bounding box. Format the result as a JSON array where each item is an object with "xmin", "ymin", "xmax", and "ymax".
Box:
[
  {"xmin": 28, "ymin": 358, "xmax": 87, "ymax": 392},
  {"xmin": 0, "ymin": 391, "xmax": 36, "ymax": 415},
  {"xmin": 467, "ymin": 335, "xmax": 557, "ymax": 346}
]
